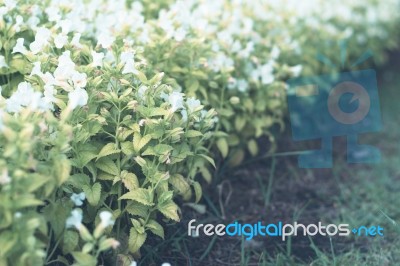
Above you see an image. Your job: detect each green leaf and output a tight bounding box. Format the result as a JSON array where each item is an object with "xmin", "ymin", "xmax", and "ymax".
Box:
[
  {"xmin": 134, "ymin": 156, "xmax": 147, "ymax": 167},
  {"xmin": 71, "ymin": 252, "xmax": 97, "ymax": 266},
  {"xmin": 95, "ymin": 158, "xmax": 119, "ymax": 175},
  {"xmin": 133, "ymin": 133, "xmax": 152, "ymax": 152},
  {"xmin": 82, "ymin": 183, "xmax": 102, "ymax": 206},
  {"xmin": 216, "ymin": 138, "xmax": 229, "ymax": 158},
  {"xmin": 121, "ymin": 141, "xmax": 135, "ymax": 155},
  {"xmin": 97, "ymin": 143, "xmax": 120, "ymax": 160},
  {"xmin": 119, "ymin": 188, "xmax": 154, "ymax": 206},
  {"xmin": 169, "ymin": 174, "xmax": 190, "ymax": 195},
  {"xmin": 135, "ymin": 71, "xmax": 148, "ymax": 84},
  {"xmin": 121, "ymin": 171, "xmax": 139, "ymax": 191},
  {"xmin": 128, "ymin": 228, "xmax": 147, "ymax": 253},
  {"xmin": 198, "ymin": 154, "xmax": 216, "ymax": 168},
  {"xmin": 76, "ymin": 151, "xmax": 98, "ymax": 168},
  {"xmin": 13, "ymin": 195, "xmax": 43, "ymax": 208},
  {"xmin": 0, "ymin": 231, "xmax": 17, "ymax": 257},
  {"xmin": 247, "ymin": 139, "xmax": 259, "ymax": 156},
  {"xmin": 193, "ymin": 181, "xmax": 202, "ymax": 203},
  {"xmin": 62, "ymin": 231, "xmax": 79, "ymax": 254},
  {"xmin": 97, "ymin": 171, "xmax": 115, "ymax": 181},
  {"xmin": 125, "ymin": 202, "xmax": 149, "ymax": 218},
  {"xmin": 146, "ymin": 219, "xmax": 164, "ymax": 239},
  {"xmin": 55, "ymin": 156, "xmax": 71, "ymax": 184},
  {"xmin": 186, "ymin": 130, "xmax": 203, "ymax": 138},
  {"xmin": 158, "ymin": 200, "xmax": 180, "ymax": 221},
  {"xmin": 68, "ymin": 174, "xmax": 90, "ymax": 188}
]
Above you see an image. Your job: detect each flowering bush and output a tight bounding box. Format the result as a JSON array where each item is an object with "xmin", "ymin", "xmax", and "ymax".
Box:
[{"xmin": 0, "ymin": 0, "xmax": 399, "ymax": 264}]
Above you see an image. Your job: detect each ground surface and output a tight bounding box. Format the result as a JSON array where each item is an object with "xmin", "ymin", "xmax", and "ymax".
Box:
[{"xmin": 139, "ymin": 53, "xmax": 400, "ymax": 266}]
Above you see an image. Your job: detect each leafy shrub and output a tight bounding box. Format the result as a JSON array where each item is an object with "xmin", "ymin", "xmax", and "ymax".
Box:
[
  {"xmin": 0, "ymin": 0, "xmax": 399, "ymax": 264},
  {"xmin": 0, "ymin": 109, "xmax": 71, "ymax": 265}
]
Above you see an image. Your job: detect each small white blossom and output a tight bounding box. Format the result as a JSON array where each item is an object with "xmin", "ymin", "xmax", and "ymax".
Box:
[
  {"xmin": 161, "ymin": 263, "xmax": 172, "ymax": 266},
  {"xmin": 30, "ymin": 27, "xmax": 52, "ymax": 54},
  {"xmin": 0, "ymin": 169, "xmax": 11, "ymax": 185},
  {"xmin": 30, "ymin": 62, "xmax": 42, "ymax": 77},
  {"xmin": 68, "ymin": 88, "xmax": 88, "ymax": 109},
  {"xmin": 97, "ymin": 32, "xmax": 115, "ymax": 49},
  {"xmin": 70, "ymin": 192, "xmax": 86, "ymax": 206},
  {"xmin": 91, "ymin": 51, "xmax": 104, "ymax": 67},
  {"xmin": 12, "ymin": 38, "xmax": 28, "ymax": 55},
  {"xmin": 138, "ymin": 119, "xmax": 146, "ymax": 127},
  {"xmin": 71, "ymin": 33, "xmax": 82, "ymax": 48},
  {"xmin": 237, "ymin": 79, "xmax": 249, "ymax": 92},
  {"xmin": 290, "ymin": 64, "xmax": 303, "ymax": 77},
  {"xmin": 99, "ymin": 211, "xmax": 114, "ymax": 228},
  {"xmin": 66, "ymin": 209, "xmax": 83, "ymax": 229},
  {"xmin": 4, "ymin": 0, "xmax": 16, "ymax": 10},
  {"xmin": 54, "ymin": 34, "xmax": 68, "ymax": 49},
  {"xmin": 13, "ymin": 15, "xmax": 23, "ymax": 32},
  {"xmin": 186, "ymin": 97, "xmax": 201, "ymax": 113},
  {"xmin": 162, "ymin": 91, "xmax": 184, "ymax": 112},
  {"xmin": 72, "ymin": 72, "xmax": 87, "ymax": 89},
  {"xmin": 138, "ymin": 85, "xmax": 148, "ymax": 98},
  {"xmin": 0, "ymin": 56, "xmax": 8, "ymax": 68},
  {"xmin": 260, "ymin": 63, "xmax": 275, "ymax": 85},
  {"xmin": 271, "ymin": 46, "xmax": 280, "ymax": 59},
  {"xmin": 6, "ymin": 82, "xmax": 42, "ymax": 112}
]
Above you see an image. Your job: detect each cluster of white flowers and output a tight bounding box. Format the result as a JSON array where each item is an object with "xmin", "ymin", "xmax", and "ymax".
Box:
[{"xmin": 1, "ymin": 0, "xmax": 398, "ymax": 116}]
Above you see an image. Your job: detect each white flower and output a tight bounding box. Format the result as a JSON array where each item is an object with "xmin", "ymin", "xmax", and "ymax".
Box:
[
  {"xmin": 71, "ymin": 33, "xmax": 82, "ymax": 48},
  {"xmin": 68, "ymin": 88, "xmax": 88, "ymax": 109},
  {"xmin": 99, "ymin": 211, "xmax": 114, "ymax": 228},
  {"xmin": 186, "ymin": 97, "xmax": 201, "ymax": 113},
  {"xmin": 91, "ymin": 51, "xmax": 104, "ymax": 67},
  {"xmin": 72, "ymin": 72, "xmax": 87, "ymax": 89},
  {"xmin": 174, "ymin": 27, "xmax": 187, "ymax": 42},
  {"xmin": 0, "ymin": 56, "xmax": 8, "ymax": 68},
  {"xmin": 66, "ymin": 209, "xmax": 83, "ymax": 229},
  {"xmin": 120, "ymin": 51, "xmax": 134, "ymax": 64},
  {"xmin": 290, "ymin": 64, "xmax": 303, "ymax": 77},
  {"xmin": 237, "ymin": 79, "xmax": 249, "ymax": 92},
  {"xmin": 161, "ymin": 263, "xmax": 172, "ymax": 266},
  {"xmin": 0, "ymin": 108, "xmax": 3, "ymax": 131},
  {"xmin": 30, "ymin": 62, "xmax": 42, "ymax": 77},
  {"xmin": 12, "ymin": 38, "xmax": 28, "ymax": 55},
  {"xmin": 54, "ymin": 51, "xmax": 76, "ymax": 85},
  {"xmin": 45, "ymin": 6, "xmax": 60, "ymax": 22},
  {"xmin": 4, "ymin": 0, "xmax": 16, "ymax": 10},
  {"xmin": 13, "ymin": 15, "xmax": 23, "ymax": 32},
  {"xmin": 180, "ymin": 109, "xmax": 188, "ymax": 121},
  {"xmin": 42, "ymin": 84, "xmax": 56, "ymax": 109},
  {"xmin": 30, "ymin": 27, "xmax": 52, "ymax": 54},
  {"xmin": 5, "ymin": 82, "xmax": 42, "ymax": 112},
  {"xmin": 54, "ymin": 34, "xmax": 68, "ymax": 49},
  {"xmin": 271, "ymin": 46, "xmax": 280, "ymax": 59},
  {"xmin": 138, "ymin": 85, "xmax": 148, "ymax": 98},
  {"xmin": 129, "ymin": 261, "xmax": 137, "ymax": 266},
  {"xmin": 121, "ymin": 51, "xmax": 138, "ymax": 74},
  {"xmin": 70, "ymin": 192, "xmax": 86, "ymax": 206},
  {"xmin": 97, "ymin": 32, "xmax": 115, "ymax": 49},
  {"xmin": 260, "ymin": 63, "xmax": 274, "ymax": 85},
  {"xmin": 0, "ymin": 169, "xmax": 11, "ymax": 185},
  {"xmin": 163, "ymin": 91, "xmax": 184, "ymax": 112}
]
